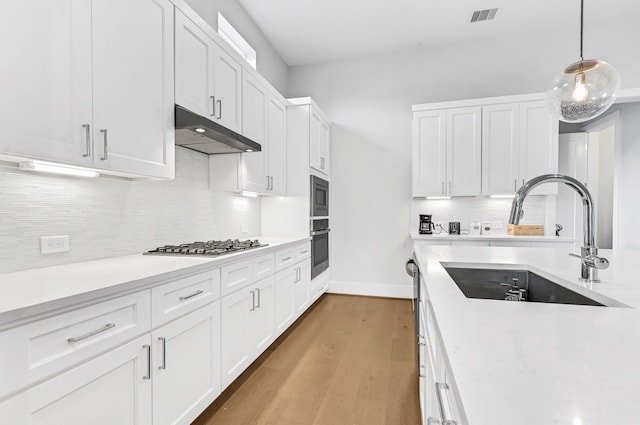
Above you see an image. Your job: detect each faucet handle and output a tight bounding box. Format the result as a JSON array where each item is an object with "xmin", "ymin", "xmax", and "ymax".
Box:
[{"xmin": 568, "ymin": 253, "xmax": 610, "ymax": 270}]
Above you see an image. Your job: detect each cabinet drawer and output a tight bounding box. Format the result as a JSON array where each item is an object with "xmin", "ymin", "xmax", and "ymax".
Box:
[
  {"xmin": 295, "ymin": 242, "xmax": 311, "ymax": 261},
  {"xmin": 151, "ymin": 269, "xmax": 221, "ymax": 327},
  {"xmin": 275, "ymin": 247, "xmax": 296, "ymax": 272},
  {"xmin": 221, "ymin": 260, "xmax": 254, "ymax": 297},
  {"xmin": 0, "ymin": 290, "xmax": 151, "ymax": 399},
  {"xmin": 253, "ymin": 253, "xmax": 275, "ymax": 281}
]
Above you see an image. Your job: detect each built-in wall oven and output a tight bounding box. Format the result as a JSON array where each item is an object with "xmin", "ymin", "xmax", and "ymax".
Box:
[
  {"xmin": 310, "ymin": 175, "xmax": 330, "ymax": 279},
  {"xmin": 310, "ymin": 175, "xmax": 329, "ymax": 217},
  {"xmin": 311, "ymin": 218, "xmax": 330, "ymax": 279}
]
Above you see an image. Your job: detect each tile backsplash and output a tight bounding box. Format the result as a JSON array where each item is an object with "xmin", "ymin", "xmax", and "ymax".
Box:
[
  {"xmin": 0, "ymin": 147, "xmax": 261, "ymax": 274},
  {"xmin": 411, "ymin": 196, "xmax": 550, "ymax": 235}
]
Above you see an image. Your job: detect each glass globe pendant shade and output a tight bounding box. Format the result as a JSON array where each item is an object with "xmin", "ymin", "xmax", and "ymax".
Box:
[{"xmin": 546, "ymin": 58, "xmax": 620, "ymax": 123}]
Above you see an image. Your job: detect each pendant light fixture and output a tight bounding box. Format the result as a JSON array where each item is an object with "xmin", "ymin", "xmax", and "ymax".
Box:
[{"xmin": 546, "ymin": 0, "xmax": 620, "ymax": 123}]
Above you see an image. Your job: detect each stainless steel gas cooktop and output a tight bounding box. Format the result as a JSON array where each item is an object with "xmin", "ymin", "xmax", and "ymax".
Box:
[{"xmin": 144, "ymin": 239, "xmax": 267, "ymax": 256}]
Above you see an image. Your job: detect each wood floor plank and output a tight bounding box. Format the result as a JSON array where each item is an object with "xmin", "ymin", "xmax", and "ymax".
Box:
[{"xmin": 192, "ymin": 294, "xmax": 420, "ymax": 425}]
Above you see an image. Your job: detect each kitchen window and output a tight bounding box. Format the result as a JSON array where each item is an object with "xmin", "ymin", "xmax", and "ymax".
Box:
[{"xmin": 218, "ymin": 12, "xmax": 257, "ymax": 69}]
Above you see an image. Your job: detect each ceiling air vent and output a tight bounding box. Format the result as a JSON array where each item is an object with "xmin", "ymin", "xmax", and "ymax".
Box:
[{"xmin": 471, "ymin": 8, "xmax": 498, "ymax": 23}]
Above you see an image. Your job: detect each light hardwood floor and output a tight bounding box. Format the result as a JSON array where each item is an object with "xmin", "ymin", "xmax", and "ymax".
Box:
[{"xmin": 193, "ymin": 294, "xmax": 421, "ymax": 425}]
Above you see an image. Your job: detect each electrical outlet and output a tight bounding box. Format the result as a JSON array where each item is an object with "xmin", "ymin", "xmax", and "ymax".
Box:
[
  {"xmin": 241, "ymin": 224, "xmax": 248, "ymax": 234},
  {"xmin": 40, "ymin": 235, "xmax": 70, "ymax": 254}
]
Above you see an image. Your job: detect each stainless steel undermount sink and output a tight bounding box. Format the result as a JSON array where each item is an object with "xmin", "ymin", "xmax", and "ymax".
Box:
[{"xmin": 443, "ymin": 266, "xmax": 606, "ymax": 306}]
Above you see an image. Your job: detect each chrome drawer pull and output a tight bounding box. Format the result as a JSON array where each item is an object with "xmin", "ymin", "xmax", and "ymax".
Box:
[
  {"xmin": 82, "ymin": 124, "xmax": 91, "ymax": 157},
  {"xmin": 435, "ymin": 382, "xmax": 456, "ymax": 425},
  {"xmin": 282, "ymin": 256, "xmax": 292, "ymax": 262},
  {"xmin": 179, "ymin": 289, "xmax": 204, "ymax": 301},
  {"xmin": 210, "ymin": 96, "xmax": 216, "ymax": 117},
  {"xmin": 143, "ymin": 344, "xmax": 151, "ymax": 380},
  {"xmin": 217, "ymin": 99, "xmax": 222, "ymax": 119},
  {"xmin": 100, "ymin": 129, "xmax": 108, "ymax": 160},
  {"xmin": 159, "ymin": 337, "xmax": 166, "ymax": 370},
  {"xmin": 250, "ymin": 290, "xmax": 256, "ymax": 311},
  {"xmin": 67, "ymin": 323, "xmax": 116, "ymax": 343},
  {"xmin": 256, "ymin": 288, "xmax": 261, "ymax": 308}
]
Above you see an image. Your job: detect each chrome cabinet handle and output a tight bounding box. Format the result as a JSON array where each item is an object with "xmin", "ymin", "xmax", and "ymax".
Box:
[
  {"xmin": 514, "ymin": 179, "xmax": 517, "ymax": 192},
  {"xmin": 143, "ymin": 344, "xmax": 151, "ymax": 380},
  {"xmin": 270, "ymin": 176, "xmax": 274, "ymax": 190},
  {"xmin": 210, "ymin": 95, "xmax": 216, "ymax": 117},
  {"xmin": 310, "ymin": 229, "xmax": 331, "ymax": 236},
  {"xmin": 82, "ymin": 124, "xmax": 91, "ymax": 157},
  {"xmin": 100, "ymin": 129, "xmax": 108, "ymax": 160},
  {"xmin": 158, "ymin": 337, "xmax": 166, "ymax": 370},
  {"xmin": 179, "ymin": 289, "xmax": 204, "ymax": 301},
  {"xmin": 250, "ymin": 290, "xmax": 255, "ymax": 311},
  {"xmin": 282, "ymin": 256, "xmax": 292, "ymax": 262},
  {"xmin": 256, "ymin": 288, "xmax": 261, "ymax": 308},
  {"xmin": 217, "ymin": 99, "xmax": 222, "ymax": 119},
  {"xmin": 266, "ymin": 176, "xmax": 270, "ymax": 190},
  {"xmin": 435, "ymin": 382, "xmax": 456, "ymax": 425},
  {"xmin": 67, "ymin": 323, "xmax": 115, "ymax": 343}
]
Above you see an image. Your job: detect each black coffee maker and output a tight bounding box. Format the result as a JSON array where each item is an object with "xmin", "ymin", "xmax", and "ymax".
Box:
[{"xmin": 419, "ymin": 214, "xmax": 435, "ymax": 235}]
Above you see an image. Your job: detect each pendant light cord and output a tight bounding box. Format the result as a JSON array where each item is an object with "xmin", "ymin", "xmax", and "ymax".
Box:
[{"xmin": 579, "ymin": 0, "xmax": 584, "ymax": 60}]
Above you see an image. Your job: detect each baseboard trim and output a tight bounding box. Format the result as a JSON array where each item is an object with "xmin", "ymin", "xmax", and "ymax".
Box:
[{"xmin": 328, "ymin": 280, "xmax": 413, "ymax": 299}]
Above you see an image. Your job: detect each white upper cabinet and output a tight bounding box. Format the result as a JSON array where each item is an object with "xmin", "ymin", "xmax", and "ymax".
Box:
[
  {"xmin": 175, "ymin": 9, "xmax": 242, "ymax": 133},
  {"xmin": 266, "ymin": 92, "xmax": 287, "ymax": 195},
  {"xmin": 482, "ymin": 100, "xmax": 559, "ymax": 195},
  {"xmin": 412, "ymin": 107, "xmax": 481, "ymax": 197},
  {"xmin": 0, "ymin": 0, "xmax": 175, "ymax": 179},
  {"xmin": 310, "ymin": 109, "xmax": 330, "ymax": 177},
  {"xmin": 412, "ymin": 110, "xmax": 447, "ymax": 197},
  {"xmin": 175, "ymin": 11, "xmax": 215, "ymax": 118},
  {"xmin": 241, "ymin": 72, "xmax": 268, "ymax": 193},
  {"xmin": 92, "ymin": 0, "xmax": 175, "ymax": 179},
  {"xmin": 446, "ymin": 107, "xmax": 482, "ymax": 196},
  {"xmin": 0, "ymin": 1, "xmax": 93, "ymax": 165},
  {"xmin": 414, "ymin": 95, "xmax": 559, "ymax": 198}
]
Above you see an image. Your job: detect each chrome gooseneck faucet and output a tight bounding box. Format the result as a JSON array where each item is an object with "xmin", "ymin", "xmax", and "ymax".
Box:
[{"xmin": 508, "ymin": 174, "xmax": 609, "ymax": 283}]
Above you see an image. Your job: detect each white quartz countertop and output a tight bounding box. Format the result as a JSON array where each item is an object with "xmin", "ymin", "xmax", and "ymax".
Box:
[
  {"xmin": 411, "ymin": 233, "xmax": 574, "ymax": 243},
  {"xmin": 0, "ymin": 236, "xmax": 309, "ymax": 326},
  {"xmin": 413, "ymin": 244, "xmax": 640, "ymax": 425}
]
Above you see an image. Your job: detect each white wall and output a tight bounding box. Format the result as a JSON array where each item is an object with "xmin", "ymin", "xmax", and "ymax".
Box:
[
  {"xmin": 0, "ymin": 148, "xmax": 261, "ymax": 274},
  {"xmin": 288, "ymin": 20, "xmax": 640, "ymax": 297},
  {"xmin": 184, "ymin": 0, "xmax": 289, "ymax": 94}
]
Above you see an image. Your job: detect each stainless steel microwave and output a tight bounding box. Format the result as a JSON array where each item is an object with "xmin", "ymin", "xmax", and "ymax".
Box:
[{"xmin": 310, "ymin": 175, "xmax": 329, "ymax": 217}]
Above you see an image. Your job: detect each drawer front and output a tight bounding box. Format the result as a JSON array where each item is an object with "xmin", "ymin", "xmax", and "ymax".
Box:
[
  {"xmin": 275, "ymin": 247, "xmax": 296, "ymax": 272},
  {"xmin": 221, "ymin": 259, "xmax": 254, "ymax": 297},
  {"xmin": 295, "ymin": 242, "xmax": 311, "ymax": 261},
  {"xmin": 0, "ymin": 290, "xmax": 151, "ymax": 399},
  {"xmin": 253, "ymin": 253, "xmax": 275, "ymax": 282},
  {"xmin": 151, "ymin": 269, "xmax": 221, "ymax": 327}
]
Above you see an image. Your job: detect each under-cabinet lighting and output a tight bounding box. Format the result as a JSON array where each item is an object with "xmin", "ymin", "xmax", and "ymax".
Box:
[
  {"xmin": 245, "ymin": 149, "xmax": 254, "ymax": 152},
  {"xmin": 194, "ymin": 128, "xmax": 206, "ymax": 133},
  {"xmin": 19, "ymin": 161, "xmax": 99, "ymax": 178},
  {"xmin": 489, "ymin": 194, "xmax": 515, "ymax": 199},
  {"xmin": 240, "ymin": 191, "xmax": 258, "ymax": 197},
  {"xmin": 426, "ymin": 196, "xmax": 451, "ymax": 200}
]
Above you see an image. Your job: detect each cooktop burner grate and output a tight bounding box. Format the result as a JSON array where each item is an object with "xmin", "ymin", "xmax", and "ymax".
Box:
[{"xmin": 144, "ymin": 239, "xmax": 268, "ymax": 256}]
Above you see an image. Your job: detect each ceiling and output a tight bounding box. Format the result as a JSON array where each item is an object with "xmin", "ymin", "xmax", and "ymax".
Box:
[{"xmin": 238, "ymin": 0, "xmax": 640, "ymax": 66}]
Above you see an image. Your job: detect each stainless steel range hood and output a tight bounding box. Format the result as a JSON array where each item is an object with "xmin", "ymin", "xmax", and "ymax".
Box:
[{"xmin": 174, "ymin": 105, "xmax": 261, "ymax": 154}]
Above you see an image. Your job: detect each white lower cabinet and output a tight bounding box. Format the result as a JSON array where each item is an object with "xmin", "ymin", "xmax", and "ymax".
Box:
[
  {"xmin": 220, "ymin": 275, "xmax": 275, "ymax": 389},
  {"xmin": 0, "ymin": 334, "xmax": 153, "ymax": 425},
  {"xmin": 152, "ymin": 302, "xmax": 221, "ymax": 425},
  {"xmin": 274, "ymin": 265, "xmax": 296, "ymax": 334}
]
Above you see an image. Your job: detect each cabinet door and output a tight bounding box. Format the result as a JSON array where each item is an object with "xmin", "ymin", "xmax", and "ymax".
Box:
[
  {"xmin": 175, "ymin": 10, "xmax": 215, "ymax": 118},
  {"xmin": 275, "ymin": 267, "xmax": 296, "ymax": 334},
  {"xmin": 0, "ymin": 335, "xmax": 152, "ymax": 425},
  {"xmin": 213, "ymin": 45, "xmax": 242, "ymax": 133},
  {"xmin": 318, "ymin": 119, "xmax": 330, "ymax": 176},
  {"xmin": 250, "ymin": 276, "xmax": 276, "ymax": 357},
  {"xmin": 268, "ymin": 93, "xmax": 288, "ymax": 195},
  {"xmin": 92, "ymin": 0, "xmax": 175, "ymax": 178},
  {"xmin": 481, "ymin": 103, "xmax": 520, "ymax": 195},
  {"xmin": 309, "ymin": 109, "xmax": 329, "ymax": 175},
  {"xmin": 220, "ymin": 288, "xmax": 252, "ymax": 388},
  {"xmin": 294, "ymin": 260, "xmax": 311, "ymax": 317},
  {"xmin": 0, "ymin": 0, "xmax": 92, "ymax": 164},
  {"xmin": 412, "ymin": 110, "xmax": 447, "ymax": 197},
  {"xmin": 519, "ymin": 100, "xmax": 559, "ymax": 195},
  {"xmin": 241, "ymin": 72, "xmax": 268, "ymax": 193},
  {"xmin": 152, "ymin": 302, "xmax": 221, "ymax": 425},
  {"xmin": 446, "ymin": 107, "xmax": 481, "ymax": 196}
]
